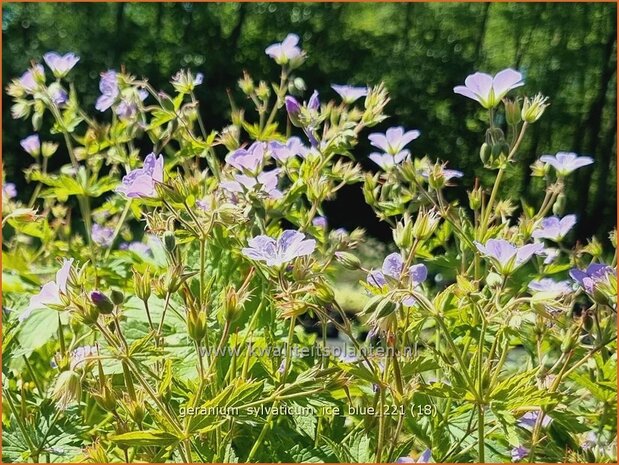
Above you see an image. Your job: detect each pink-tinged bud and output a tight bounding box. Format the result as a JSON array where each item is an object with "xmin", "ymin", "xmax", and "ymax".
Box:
[
  {"xmin": 308, "ymin": 90, "xmax": 320, "ymax": 111},
  {"xmin": 285, "ymin": 96, "xmax": 302, "ymax": 127}
]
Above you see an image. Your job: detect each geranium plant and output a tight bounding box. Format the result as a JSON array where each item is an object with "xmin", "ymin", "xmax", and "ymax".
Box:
[{"xmin": 2, "ymin": 33, "xmax": 616, "ymax": 464}]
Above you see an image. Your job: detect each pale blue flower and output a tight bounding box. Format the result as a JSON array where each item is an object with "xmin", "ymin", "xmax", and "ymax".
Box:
[
  {"xmin": 475, "ymin": 239, "xmax": 543, "ymax": 274},
  {"xmin": 43, "ymin": 52, "xmax": 80, "ymax": 78},
  {"xmin": 116, "ymin": 153, "xmax": 164, "ymax": 198},
  {"xmin": 265, "ymin": 33, "xmax": 302, "ymax": 64},
  {"xmin": 225, "ymin": 142, "xmax": 268, "ymax": 174},
  {"xmin": 532, "ymin": 215, "xmax": 576, "ymax": 242},
  {"xmin": 539, "ymin": 152, "xmax": 593, "ymax": 176},
  {"xmin": 20, "ymin": 134, "xmax": 40, "ymax": 157},
  {"xmin": 511, "ymin": 445, "xmax": 529, "ymax": 462},
  {"xmin": 220, "ymin": 169, "xmax": 282, "ymax": 200},
  {"xmin": 242, "ymin": 230, "xmax": 316, "ymax": 267},
  {"xmin": 570, "ymin": 263, "xmax": 614, "ymax": 294},
  {"xmin": 3, "ymin": 183, "xmax": 17, "ymax": 199},
  {"xmin": 368, "ymin": 252, "xmax": 427, "ymax": 306},
  {"xmin": 21, "ymin": 259, "xmax": 74, "ymax": 322},
  {"xmin": 396, "ymin": 449, "xmax": 432, "ymax": 463},
  {"xmin": 269, "ymin": 137, "xmax": 307, "ymax": 161},
  {"xmin": 92, "ymin": 224, "xmax": 114, "ymax": 247},
  {"xmin": 528, "ymin": 278, "xmax": 572, "ymax": 295},
  {"xmin": 18, "ymin": 64, "xmax": 44, "ymax": 92},
  {"xmin": 518, "ymin": 411, "xmax": 551, "ymax": 430},
  {"xmin": 454, "ymin": 69, "xmax": 524, "ymax": 109},
  {"xmin": 369, "ymin": 127, "xmax": 420, "ymax": 156},
  {"xmin": 95, "ymin": 70, "xmax": 119, "ymax": 112},
  {"xmin": 331, "ymin": 84, "xmax": 368, "ymax": 104}
]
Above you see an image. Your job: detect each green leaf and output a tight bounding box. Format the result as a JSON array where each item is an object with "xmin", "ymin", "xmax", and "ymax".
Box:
[{"xmin": 109, "ymin": 430, "xmax": 181, "ymax": 447}]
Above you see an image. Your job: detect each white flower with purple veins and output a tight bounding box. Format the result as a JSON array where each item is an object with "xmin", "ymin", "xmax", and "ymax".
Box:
[
  {"xmin": 242, "ymin": 230, "xmax": 316, "ymax": 267},
  {"xmin": 3, "ymin": 183, "xmax": 17, "ymax": 199},
  {"xmin": 21, "ymin": 259, "xmax": 73, "ymax": 322},
  {"xmin": 453, "ymin": 68, "xmax": 524, "ymax": 109},
  {"xmin": 95, "ymin": 70, "xmax": 119, "ymax": 112},
  {"xmin": 368, "ymin": 252, "xmax": 427, "ymax": 306},
  {"xmin": 43, "ymin": 52, "xmax": 80, "ymax": 78},
  {"xmin": 20, "ymin": 134, "xmax": 41, "ymax": 157},
  {"xmin": 475, "ymin": 239, "xmax": 544, "ymax": 275},
  {"xmin": 532, "ymin": 215, "xmax": 576, "ymax": 242},
  {"xmin": 331, "ymin": 84, "xmax": 368, "ymax": 104},
  {"xmin": 19, "ymin": 64, "xmax": 45, "ymax": 92},
  {"xmin": 396, "ymin": 449, "xmax": 432, "ymax": 463},
  {"xmin": 369, "ymin": 127, "xmax": 420, "ymax": 156},
  {"xmin": 225, "ymin": 142, "xmax": 268, "ymax": 174},
  {"xmin": 539, "ymin": 152, "xmax": 594, "ymax": 176},
  {"xmin": 511, "ymin": 445, "xmax": 529, "ymax": 462},
  {"xmin": 265, "ymin": 33, "xmax": 302, "ymax": 64},
  {"xmin": 116, "ymin": 153, "xmax": 164, "ymax": 198},
  {"xmin": 518, "ymin": 411, "xmax": 552, "ymax": 431},
  {"xmin": 221, "ymin": 169, "xmax": 283, "ymax": 200},
  {"xmin": 92, "ymin": 224, "xmax": 115, "ymax": 247},
  {"xmin": 570, "ymin": 263, "xmax": 615, "ymax": 294},
  {"xmin": 528, "ymin": 278, "xmax": 572, "ymax": 295},
  {"xmin": 269, "ymin": 137, "xmax": 307, "ymax": 162}
]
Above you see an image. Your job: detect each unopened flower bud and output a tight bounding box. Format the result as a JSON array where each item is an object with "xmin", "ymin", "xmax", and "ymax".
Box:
[
  {"xmin": 468, "ymin": 186, "xmax": 482, "ymax": 210},
  {"xmin": 485, "ymin": 272, "xmax": 503, "ymax": 289},
  {"xmin": 552, "ymin": 193, "xmax": 566, "ymax": 216},
  {"xmin": 133, "ymin": 268, "xmax": 151, "ymax": 303},
  {"xmin": 334, "ymin": 251, "xmax": 362, "ymax": 270},
  {"xmin": 41, "ymin": 141, "xmax": 59, "ymax": 158},
  {"xmin": 163, "ymin": 231, "xmax": 176, "ymax": 254},
  {"xmin": 522, "ymin": 94, "xmax": 549, "ymax": 124},
  {"xmin": 110, "ymin": 289, "xmax": 124, "ymax": 306},
  {"xmin": 187, "ymin": 308, "xmax": 207, "ymax": 343},
  {"xmin": 308, "ymin": 90, "xmax": 320, "ymax": 111},
  {"xmin": 256, "ymin": 81, "xmax": 271, "ymax": 101},
  {"xmin": 238, "ymin": 71, "xmax": 254, "ymax": 95},
  {"xmin": 504, "ymin": 98, "xmax": 522, "ymax": 126},
  {"xmin": 314, "ymin": 281, "xmax": 335, "ymax": 305},
  {"xmin": 393, "ymin": 215, "xmax": 414, "ymax": 249},
  {"xmin": 90, "ymin": 291, "xmax": 114, "ymax": 315},
  {"xmin": 530, "ymin": 160, "xmax": 550, "ymax": 177},
  {"xmin": 285, "ymin": 96, "xmax": 302, "ymax": 127}
]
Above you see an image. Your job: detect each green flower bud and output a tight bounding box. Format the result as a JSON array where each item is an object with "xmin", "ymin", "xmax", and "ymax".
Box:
[
  {"xmin": 334, "ymin": 251, "xmax": 362, "ymax": 270},
  {"xmin": 133, "ymin": 268, "xmax": 151, "ymax": 303},
  {"xmin": 314, "ymin": 281, "xmax": 336, "ymax": 306},
  {"xmin": 485, "ymin": 272, "xmax": 503, "ymax": 289},
  {"xmin": 552, "ymin": 193, "xmax": 566, "ymax": 216},
  {"xmin": 187, "ymin": 308, "xmax": 207, "ymax": 343},
  {"xmin": 41, "ymin": 141, "xmax": 59, "ymax": 158},
  {"xmin": 504, "ymin": 98, "xmax": 522, "ymax": 126},
  {"xmin": 110, "ymin": 289, "xmax": 124, "ymax": 306},
  {"xmin": 163, "ymin": 231, "xmax": 176, "ymax": 254},
  {"xmin": 393, "ymin": 214, "xmax": 414, "ymax": 249},
  {"xmin": 238, "ymin": 71, "xmax": 255, "ymax": 95},
  {"xmin": 468, "ymin": 186, "xmax": 482, "ymax": 211}
]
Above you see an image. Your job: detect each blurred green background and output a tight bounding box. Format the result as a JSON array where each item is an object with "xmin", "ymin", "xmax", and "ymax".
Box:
[{"xmin": 2, "ymin": 2, "xmax": 616, "ymax": 242}]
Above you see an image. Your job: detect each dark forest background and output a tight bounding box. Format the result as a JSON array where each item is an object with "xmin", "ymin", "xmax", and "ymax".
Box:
[{"xmin": 2, "ymin": 2, "xmax": 617, "ymax": 243}]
